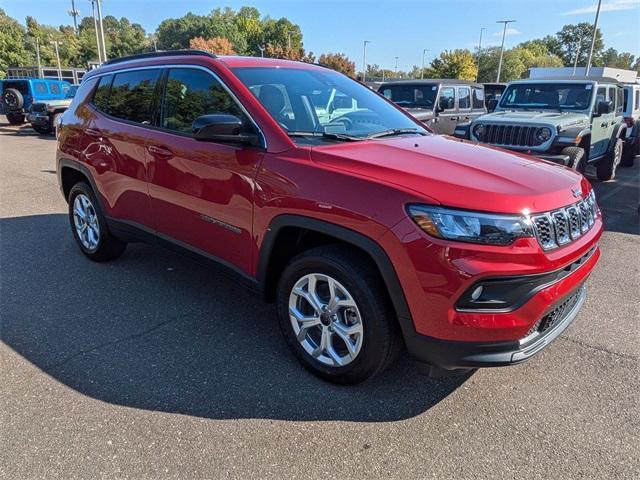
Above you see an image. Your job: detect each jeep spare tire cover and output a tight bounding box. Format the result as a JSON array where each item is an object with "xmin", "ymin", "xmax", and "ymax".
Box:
[{"xmin": 3, "ymin": 88, "xmax": 24, "ymax": 109}]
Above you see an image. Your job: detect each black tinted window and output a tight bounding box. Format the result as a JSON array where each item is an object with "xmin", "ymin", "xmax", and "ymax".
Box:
[
  {"xmin": 93, "ymin": 75, "xmax": 112, "ymax": 111},
  {"xmin": 458, "ymin": 87, "xmax": 470, "ymax": 109},
  {"xmin": 472, "ymin": 87, "xmax": 484, "ymax": 109},
  {"xmin": 161, "ymin": 68, "xmax": 247, "ymax": 135},
  {"xmin": 108, "ymin": 69, "xmax": 160, "ymax": 124}
]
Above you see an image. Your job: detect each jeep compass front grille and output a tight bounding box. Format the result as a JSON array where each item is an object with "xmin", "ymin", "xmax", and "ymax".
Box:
[
  {"xmin": 478, "ymin": 124, "xmax": 542, "ymax": 147},
  {"xmin": 531, "ymin": 192, "xmax": 598, "ymax": 251}
]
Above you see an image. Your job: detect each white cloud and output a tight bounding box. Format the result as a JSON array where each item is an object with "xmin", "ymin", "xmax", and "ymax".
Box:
[
  {"xmin": 493, "ymin": 27, "xmax": 521, "ymax": 37},
  {"xmin": 563, "ymin": 0, "xmax": 640, "ymax": 15}
]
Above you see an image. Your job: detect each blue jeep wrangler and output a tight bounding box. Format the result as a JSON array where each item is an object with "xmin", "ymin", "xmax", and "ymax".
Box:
[{"xmin": 0, "ymin": 78, "xmax": 72, "ymax": 125}]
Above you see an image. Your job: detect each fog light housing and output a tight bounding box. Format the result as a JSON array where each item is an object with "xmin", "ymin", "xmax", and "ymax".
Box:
[{"xmin": 471, "ymin": 285, "xmax": 484, "ymax": 301}]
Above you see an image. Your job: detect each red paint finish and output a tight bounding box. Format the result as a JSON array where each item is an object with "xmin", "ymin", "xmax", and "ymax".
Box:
[{"xmin": 57, "ymin": 54, "xmax": 602, "ymax": 352}]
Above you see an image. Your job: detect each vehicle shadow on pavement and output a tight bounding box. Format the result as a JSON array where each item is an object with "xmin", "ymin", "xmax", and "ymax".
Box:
[{"xmin": 1, "ymin": 214, "xmax": 469, "ymax": 422}]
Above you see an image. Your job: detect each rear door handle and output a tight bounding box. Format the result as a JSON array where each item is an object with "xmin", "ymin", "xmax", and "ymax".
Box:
[
  {"xmin": 450, "ymin": 116, "xmax": 458, "ymax": 121},
  {"xmin": 600, "ymin": 122, "xmax": 608, "ymax": 128},
  {"xmin": 148, "ymin": 145, "xmax": 173, "ymax": 159}
]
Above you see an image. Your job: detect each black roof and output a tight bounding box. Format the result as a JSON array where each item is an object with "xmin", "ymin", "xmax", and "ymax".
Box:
[
  {"xmin": 101, "ymin": 50, "xmax": 217, "ymax": 66},
  {"xmin": 378, "ymin": 79, "xmax": 482, "ymax": 87}
]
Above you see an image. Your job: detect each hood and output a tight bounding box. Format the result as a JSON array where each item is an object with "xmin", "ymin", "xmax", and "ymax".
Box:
[
  {"xmin": 403, "ymin": 108, "xmax": 434, "ymax": 122},
  {"xmin": 480, "ymin": 110, "xmax": 588, "ymax": 127},
  {"xmin": 310, "ymin": 135, "xmax": 589, "ymax": 214}
]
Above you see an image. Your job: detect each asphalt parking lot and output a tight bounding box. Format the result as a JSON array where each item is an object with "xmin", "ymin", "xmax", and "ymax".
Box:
[{"xmin": 1, "ymin": 121, "xmax": 638, "ymax": 479}]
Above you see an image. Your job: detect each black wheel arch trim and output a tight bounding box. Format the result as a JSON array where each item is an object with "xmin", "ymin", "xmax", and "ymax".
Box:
[
  {"xmin": 58, "ymin": 158, "xmax": 105, "ymax": 206},
  {"xmin": 257, "ymin": 214, "xmax": 415, "ymax": 338}
]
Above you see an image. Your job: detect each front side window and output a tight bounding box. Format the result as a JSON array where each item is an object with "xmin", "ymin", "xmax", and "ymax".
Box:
[
  {"xmin": 107, "ymin": 69, "xmax": 160, "ymax": 124},
  {"xmin": 439, "ymin": 87, "xmax": 455, "ymax": 111},
  {"xmin": 500, "ymin": 83, "xmax": 593, "ymax": 111},
  {"xmin": 160, "ymin": 68, "xmax": 249, "ymax": 135},
  {"xmin": 616, "ymin": 87, "xmax": 624, "ymax": 114},
  {"xmin": 596, "ymin": 86, "xmax": 606, "ymax": 104},
  {"xmin": 472, "ymin": 87, "xmax": 484, "ymax": 109},
  {"xmin": 380, "ymin": 84, "xmax": 438, "ymax": 110},
  {"xmin": 457, "ymin": 87, "xmax": 471, "ymax": 109},
  {"xmin": 233, "ymin": 67, "xmax": 426, "ymax": 142}
]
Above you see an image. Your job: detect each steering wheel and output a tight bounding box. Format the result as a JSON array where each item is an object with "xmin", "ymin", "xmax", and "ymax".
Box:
[{"xmin": 332, "ymin": 115, "xmax": 353, "ymax": 129}]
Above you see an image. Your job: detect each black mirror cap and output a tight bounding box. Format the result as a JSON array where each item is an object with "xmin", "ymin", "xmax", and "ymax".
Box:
[
  {"xmin": 487, "ymin": 98, "xmax": 499, "ymax": 113},
  {"xmin": 596, "ymin": 100, "xmax": 612, "ymax": 116},
  {"xmin": 192, "ymin": 114, "xmax": 260, "ymax": 146}
]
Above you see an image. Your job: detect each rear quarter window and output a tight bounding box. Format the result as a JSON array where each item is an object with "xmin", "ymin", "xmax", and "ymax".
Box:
[
  {"xmin": 50, "ymin": 83, "xmax": 60, "ymax": 95},
  {"xmin": 472, "ymin": 87, "xmax": 484, "ymax": 109},
  {"xmin": 92, "ymin": 75, "xmax": 113, "ymax": 112}
]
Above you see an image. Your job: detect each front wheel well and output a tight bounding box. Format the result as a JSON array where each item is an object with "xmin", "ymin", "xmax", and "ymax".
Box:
[{"xmin": 60, "ymin": 166, "xmax": 90, "ymax": 201}]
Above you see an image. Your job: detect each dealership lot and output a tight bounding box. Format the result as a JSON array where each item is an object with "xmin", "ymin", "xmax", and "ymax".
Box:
[{"xmin": 1, "ymin": 122, "xmax": 638, "ymax": 479}]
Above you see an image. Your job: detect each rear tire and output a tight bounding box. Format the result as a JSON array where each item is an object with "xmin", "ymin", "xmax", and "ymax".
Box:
[
  {"xmin": 68, "ymin": 182, "xmax": 127, "ymax": 262},
  {"xmin": 620, "ymin": 137, "xmax": 637, "ymax": 167},
  {"xmin": 561, "ymin": 146, "xmax": 586, "ymax": 173},
  {"xmin": 6, "ymin": 112, "xmax": 25, "ymax": 125},
  {"xmin": 276, "ymin": 245, "xmax": 402, "ymax": 385},
  {"xmin": 32, "ymin": 123, "xmax": 53, "ymax": 135},
  {"xmin": 596, "ymin": 138, "xmax": 623, "ymax": 181}
]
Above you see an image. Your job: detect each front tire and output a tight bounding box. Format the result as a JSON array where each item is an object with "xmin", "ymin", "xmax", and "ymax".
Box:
[
  {"xmin": 68, "ymin": 182, "xmax": 127, "ymax": 262},
  {"xmin": 561, "ymin": 146, "xmax": 586, "ymax": 172},
  {"xmin": 596, "ymin": 137, "xmax": 623, "ymax": 181},
  {"xmin": 32, "ymin": 123, "xmax": 53, "ymax": 135},
  {"xmin": 276, "ymin": 245, "xmax": 401, "ymax": 385}
]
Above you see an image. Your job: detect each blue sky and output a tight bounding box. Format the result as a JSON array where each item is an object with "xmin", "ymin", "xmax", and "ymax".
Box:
[{"xmin": 2, "ymin": 0, "xmax": 639, "ymax": 70}]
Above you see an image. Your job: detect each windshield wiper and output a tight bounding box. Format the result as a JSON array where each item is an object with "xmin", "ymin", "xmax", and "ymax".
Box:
[
  {"xmin": 287, "ymin": 131, "xmax": 362, "ymax": 142},
  {"xmin": 366, "ymin": 128, "xmax": 427, "ymax": 139}
]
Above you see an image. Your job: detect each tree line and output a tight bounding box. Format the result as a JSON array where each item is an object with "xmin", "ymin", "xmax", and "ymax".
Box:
[{"xmin": 0, "ymin": 6, "xmax": 637, "ymax": 81}]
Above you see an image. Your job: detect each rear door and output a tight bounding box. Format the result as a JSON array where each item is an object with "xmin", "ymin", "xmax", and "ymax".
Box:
[
  {"xmin": 144, "ymin": 66, "xmax": 264, "ymax": 275},
  {"xmin": 456, "ymin": 86, "xmax": 472, "ymax": 125},
  {"xmin": 81, "ymin": 69, "xmax": 160, "ymax": 226},
  {"xmin": 435, "ymin": 86, "xmax": 457, "ymax": 134}
]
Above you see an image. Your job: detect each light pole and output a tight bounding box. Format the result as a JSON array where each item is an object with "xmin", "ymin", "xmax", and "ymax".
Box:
[
  {"xmin": 362, "ymin": 40, "xmax": 371, "ymax": 82},
  {"xmin": 258, "ymin": 45, "xmax": 265, "ymax": 58},
  {"xmin": 34, "ymin": 37, "xmax": 42, "ymax": 78},
  {"xmin": 50, "ymin": 40, "xmax": 63, "ymax": 80},
  {"xmin": 96, "ymin": 0, "xmax": 107, "ymax": 62},
  {"xmin": 68, "ymin": 0, "xmax": 80, "ymax": 34},
  {"xmin": 421, "ymin": 49, "xmax": 429, "ymax": 80},
  {"xmin": 476, "ymin": 27, "xmax": 486, "ymax": 81},
  {"xmin": 496, "ymin": 20, "xmax": 515, "ymax": 83},
  {"xmin": 585, "ymin": 0, "xmax": 602, "ymax": 76},
  {"xmin": 91, "ymin": 0, "xmax": 103, "ymax": 63},
  {"xmin": 394, "ymin": 56, "xmax": 399, "ymax": 77},
  {"xmin": 572, "ymin": 36, "xmax": 583, "ymax": 76},
  {"xmin": 287, "ymin": 31, "xmax": 292, "ymax": 50}
]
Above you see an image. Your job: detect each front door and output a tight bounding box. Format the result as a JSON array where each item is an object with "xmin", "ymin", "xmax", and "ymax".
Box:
[
  {"xmin": 590, "ymin": 86, "xmax": 615, "ymax": 160},
  {"xmin": 145, "ymin": 67, "xmax": 264, "ymax": 275},
  {"xmin": 435, "ymin": 87, "xmax": 457, "ymax": 135}
]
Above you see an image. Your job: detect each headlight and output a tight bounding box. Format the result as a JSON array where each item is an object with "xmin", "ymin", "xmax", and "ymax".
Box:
[
  {"xmin": 407, "ymin": 205, "xmax": 534, "ymax": 245},
  {"xmin": 535, "ymin": 127, "xmax": 552, "ymax": 144},
  {"xmin": 472, "ymin": 124, "xmax": 485, "ymax": 140}
]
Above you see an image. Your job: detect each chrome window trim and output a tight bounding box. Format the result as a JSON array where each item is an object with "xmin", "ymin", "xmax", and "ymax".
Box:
[{"xmin": 85, "ymin": 63, "xmax": 267, "ymax": 149}]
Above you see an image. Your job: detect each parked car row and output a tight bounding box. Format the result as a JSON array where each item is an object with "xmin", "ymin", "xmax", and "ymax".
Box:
[
  {"xmin": 0, "ymin": 78, "xmax": 78, "ymax": 135},
  {"xmin": 52, "ymin": 50, "xmax": 603, "ymax": 385}
]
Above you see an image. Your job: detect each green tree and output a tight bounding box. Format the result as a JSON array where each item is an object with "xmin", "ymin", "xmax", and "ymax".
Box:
[
  {"xmin": 601, "ymin": 47, "xmax": 636, "ymax": 69},
  {"xmin": 554, "ymin": 23, "xmax": 603, "ymax": 67},
  {"xmin": 427, "ymin": 49, "xmax": 477, "ymax": 80},
  {"xmin": 318, "ymin": 53, "xmax": 356, "ymax": 77},
  {"xmin": 0, "ymin": 9, "xmax": 32, "ymax": 78}
]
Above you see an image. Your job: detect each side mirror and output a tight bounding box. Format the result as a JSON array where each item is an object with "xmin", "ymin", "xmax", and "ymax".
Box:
[
  {"xmin": 438, "ymin": 97, "xmax": 454, "ymax": 112},
  {"xmin": 595, "ymin": 100, "xmax": 612, "ymax": 116},
  {"xmin": 192, "ymin": 114, "xmax": 259, "ymax": 146},
  {"xmin": 487, "ymin": 98, "xmax": 499, "ymax": 113}
]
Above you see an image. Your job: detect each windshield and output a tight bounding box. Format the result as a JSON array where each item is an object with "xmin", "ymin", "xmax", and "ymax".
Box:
[
  {"xmin": 232, "ymin": 67, "xmax": 426, "ymax": 141},
  {"xmin": 379, "ymin": 84, "xmax": 438, "ymax": 109},
  {"xmin": 500, "ymin": 83, "xmax": 593, "ymax": 111}
]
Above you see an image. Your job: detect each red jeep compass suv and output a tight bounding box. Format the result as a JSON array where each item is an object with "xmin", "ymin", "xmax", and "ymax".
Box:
[{"xmin": 56, "ymin": 51, "xmax": 602, "ymax": 384}]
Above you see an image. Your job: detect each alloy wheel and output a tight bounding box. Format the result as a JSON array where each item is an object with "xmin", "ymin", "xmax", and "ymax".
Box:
[
  {"xmin": 288, "ymin": 273, "xmax": 364, "ymax": 367},
  {"xmin": 73, "ymin": 194, "xmax": 100, "ymax": 251}
]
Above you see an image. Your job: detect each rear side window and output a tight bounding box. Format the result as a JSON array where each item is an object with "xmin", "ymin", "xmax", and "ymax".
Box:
[
  {"xmin": 107, "ymin": 69, "xmax": 161, "ymax": 124},
  {"xmin": 616, "ymin": 88, "xmax": 624, "ymax": 114},
  {"xmin": 160, "ymin": 68, "xmax": 247, "ymax": 135},
  {"xmin": 50, "ymin": 83, "xmax": 60, "ymax": 94},
  {"xmin": 34, "ymin": 82, "xmax": 48, "ymax": 94},
  {"xmin": 472, "ymin": 87, "xmax": 484, "ymax": 109},
  {"xmin": 457, "ymin": 87, "xmax": 470, "ymax": 109},
  {"xmin": 635, "ymin": 90, "xmax": 640, "ymax": 111},
  {"xmin": 92, "ymin": 75, "xmax": 113, "ymax": 112}
]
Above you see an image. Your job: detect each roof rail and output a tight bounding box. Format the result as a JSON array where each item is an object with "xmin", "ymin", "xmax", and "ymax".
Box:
[{"xmin": 102, "ymin": 50, "xmax": 217, "ymax": 66}]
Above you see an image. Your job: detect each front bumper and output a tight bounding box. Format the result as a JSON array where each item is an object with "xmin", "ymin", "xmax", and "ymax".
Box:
[
  {"xmin": 407, "ymin": 284, "xmax": 586, "ymax": 370},
  {"xmin": 27, "ymin": 113, "xmax": 50, "ymax": 126}
]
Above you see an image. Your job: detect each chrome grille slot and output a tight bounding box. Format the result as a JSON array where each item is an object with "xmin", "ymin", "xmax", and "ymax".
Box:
[
  {"xmin": 532, "ymin": 192, "xmax": 598, "ymax": 251},
  {"xmin": 474, "ymin": 124, "xmax": 542, "ymax": 148}
]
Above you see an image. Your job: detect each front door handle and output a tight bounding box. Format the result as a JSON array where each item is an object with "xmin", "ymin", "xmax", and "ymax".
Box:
[
  {"xmin": 450, "ymin": 116, "xmax": 458, "ymax": 121},
  {"xmin": 600, "ymin": 122, "xmax": 608, "ymax": 128},
  {"xmin": 148, "ymin": 145, "xmax": 173, "ymax": 159}
]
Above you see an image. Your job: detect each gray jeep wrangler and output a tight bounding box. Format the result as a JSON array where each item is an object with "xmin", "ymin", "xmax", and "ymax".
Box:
[{"xmin": 457, "ymin": 77, "xmax": 627, "ymax": 181}]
